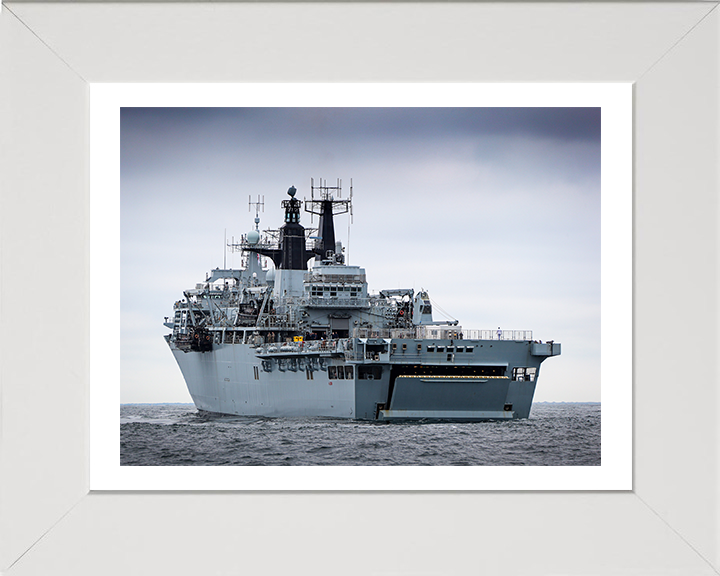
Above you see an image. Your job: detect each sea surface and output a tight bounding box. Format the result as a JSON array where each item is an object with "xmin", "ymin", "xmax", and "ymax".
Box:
[{"xmin": 120, "ymin": 403, "xmax": 600, "ymax": 466}]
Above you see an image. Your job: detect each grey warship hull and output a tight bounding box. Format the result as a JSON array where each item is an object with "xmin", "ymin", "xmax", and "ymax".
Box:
[
  {"xmin": 168, "ymin": 334, "xmax": 560, "ymax": 420},
  {"xmin": 166, "ymin": 179, "xmax": 560, "ymax": 421}
]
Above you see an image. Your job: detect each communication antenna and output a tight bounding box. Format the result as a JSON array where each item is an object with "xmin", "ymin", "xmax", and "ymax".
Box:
[
  {"xmin": 347, "ymin": 179, "xmax": 353, "ymax": 264},
  {"xmin": 249, "ymin": 195, "xmax": 265, "ymax": 231}
]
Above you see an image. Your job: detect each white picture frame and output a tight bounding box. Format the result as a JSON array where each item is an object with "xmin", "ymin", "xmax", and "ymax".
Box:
[{"xmin": 2, "ymin": 2, "xmax": 718, "ymax": 574}]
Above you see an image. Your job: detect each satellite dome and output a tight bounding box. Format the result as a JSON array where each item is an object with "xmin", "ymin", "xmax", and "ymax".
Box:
[{"xmin": 247, "ymin": 230, "xmax": 260, "ymax": 245}]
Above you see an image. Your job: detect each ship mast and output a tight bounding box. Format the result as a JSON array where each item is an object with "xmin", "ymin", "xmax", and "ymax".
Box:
[
  {"xmin": 246, "ymin": 195, "xmax": 265, "ymax": 276},
  {"xmin": 304, "ymin": 178, "xmax": 352, "ymax": 264},
  {"xmin": 240, "ymin": 180, "xmax": 353, "ymax": 271}
]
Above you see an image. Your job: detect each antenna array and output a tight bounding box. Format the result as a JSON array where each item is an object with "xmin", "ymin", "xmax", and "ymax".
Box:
[
  {"xmin": 249, "ymin": 195, "xmax": 265, "ymax": 220},
  {"xmin": 305, "ymin": 178, "xmax": 353, "ymax": 224}
]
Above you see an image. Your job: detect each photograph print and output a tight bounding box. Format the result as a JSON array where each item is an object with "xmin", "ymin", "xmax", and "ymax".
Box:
[{"xmin": 120, "ymin": 106, "xmax": 601, "ymax": 467}]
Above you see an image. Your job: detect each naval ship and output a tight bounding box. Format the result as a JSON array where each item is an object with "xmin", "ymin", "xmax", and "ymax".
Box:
[{"xmin": 164, "ymin": 179, "xmax": 560, "ymax": 421}]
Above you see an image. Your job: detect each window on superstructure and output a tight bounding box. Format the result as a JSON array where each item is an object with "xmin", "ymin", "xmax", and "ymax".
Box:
[
  {"xmin": 345, "ymin": 366, "xmax": 353, "ymax": 379},
  {"xmin": 358, "ymin": 366, "xmax": 382, "ymax": 380},
  {"xmin": 328, "ymin": 366, "xmax": 337, "ymax": 379},
  {"xmin": 512, "ymin": 367, "xmax": 537, "ymax": 382}
]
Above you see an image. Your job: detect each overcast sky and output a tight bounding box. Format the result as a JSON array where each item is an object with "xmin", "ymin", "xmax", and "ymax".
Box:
[{"xmin": 120, "ymin": 107, "xmax": 600, "ymax": 403}]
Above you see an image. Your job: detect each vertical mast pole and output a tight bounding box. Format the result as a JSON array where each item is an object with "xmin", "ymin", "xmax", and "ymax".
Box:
[{"xmin": 347, "ymin": 179, "xmax": 352, "ymax": 265}]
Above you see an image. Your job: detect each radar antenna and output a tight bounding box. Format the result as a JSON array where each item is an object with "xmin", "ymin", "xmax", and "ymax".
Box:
[{"xmin": 305, "ymin": 178, "xmax": 353, "ymax": 262}]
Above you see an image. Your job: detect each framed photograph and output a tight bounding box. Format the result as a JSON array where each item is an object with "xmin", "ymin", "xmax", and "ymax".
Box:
[{"xmin": 2, "ymin": 2, "xmax": 718, "ymax": 575}]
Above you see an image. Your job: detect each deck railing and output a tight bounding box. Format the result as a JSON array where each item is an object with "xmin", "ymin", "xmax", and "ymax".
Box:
[
  {"xmin": 351, "ymin": 327, "xmax": 533, "ymax": 341},
  {"xmin": 462, "ymin": 329, "xmax": 533, "ymax": 341}
]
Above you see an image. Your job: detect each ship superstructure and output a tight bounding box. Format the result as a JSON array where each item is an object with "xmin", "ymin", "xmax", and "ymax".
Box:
[{"xmin": 165, "ymin": 179, "xmax": 560, "ymax": 421}]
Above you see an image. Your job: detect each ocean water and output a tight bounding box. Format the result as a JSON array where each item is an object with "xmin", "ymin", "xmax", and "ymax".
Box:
[{"xmin": 120, "ymin": 403, "xmax": 600, "ymax": 466}]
